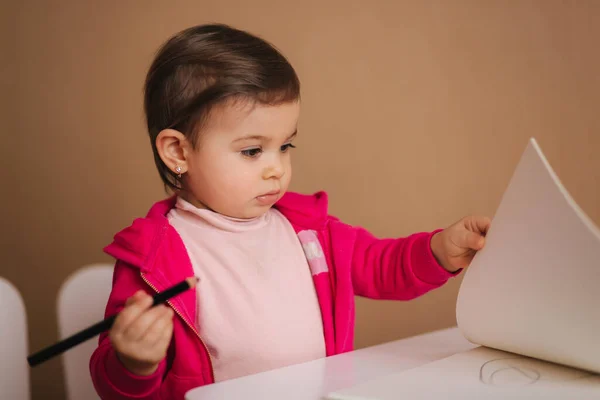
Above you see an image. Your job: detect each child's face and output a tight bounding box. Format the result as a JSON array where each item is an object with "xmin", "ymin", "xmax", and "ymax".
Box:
[{"xmin": 183, "ymin": 100, "xmax": 300, "ymax": 219}]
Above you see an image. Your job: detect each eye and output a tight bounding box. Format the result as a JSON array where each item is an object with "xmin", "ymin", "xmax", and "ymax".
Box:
[
  {"xmin": 241, "ymin": 147, "xmax": 262, "ymax": 158},
  {"xmin": 281, "ymin": 143, "xmax": 296, "ymax": 152}
]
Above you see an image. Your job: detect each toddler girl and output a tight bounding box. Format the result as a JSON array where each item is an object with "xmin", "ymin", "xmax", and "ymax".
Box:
[{"xmin": 90, "ymin": 23, "xmax": 490, "ymax": 400}]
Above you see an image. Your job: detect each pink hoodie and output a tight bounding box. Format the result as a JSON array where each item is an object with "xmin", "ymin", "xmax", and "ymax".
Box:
[{"xmin": 90, "ymin": 191, "xmax": 459, "ymax": 400}]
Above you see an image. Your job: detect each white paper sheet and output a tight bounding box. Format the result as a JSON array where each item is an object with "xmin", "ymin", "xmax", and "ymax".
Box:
[
  {"xmin": 456, "ymin": 137, "xmax": 600, "ymax": 373},
  {"xmin": 326, "ymin": 347, "xmax": 600, "ymax": 400},
  {"xmin": 325, "ymin": 138, "xmax": 600, "ymax": 400}
]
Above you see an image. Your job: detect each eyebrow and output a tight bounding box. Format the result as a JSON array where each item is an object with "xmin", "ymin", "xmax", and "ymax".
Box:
[{"xmin": 232, "ymin": 130, "xmax": 297, "ymax": 143}]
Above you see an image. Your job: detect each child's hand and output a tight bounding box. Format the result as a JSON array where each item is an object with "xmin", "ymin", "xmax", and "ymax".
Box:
[
  {"xmin": 109, "ymin": 290, "xmax": 174, "ymax": 376},
  {"xmin": 430, "ymin": 215, "xmax": 491, "ymax": 272}
]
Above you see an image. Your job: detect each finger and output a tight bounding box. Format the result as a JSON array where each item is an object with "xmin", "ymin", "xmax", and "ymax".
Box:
[
  {"xmin": 139, "ymin": 307, "xmax": 174, "ymax": 345},
  {"xmin": 122, "ymin": 305, "xmax": 171, "ymax": 341},
  {"xmin": 468, "ymin": 216, "xmax": 491, "ymax": 235},
  {"xmin": 124, "ymin": 290, "xmax": 147, "ymax": 307},
  {"xmin": 154, "ymin": 317, "xmax": 175, "ymax": 350},
  {"xmin": 112, "ymin": 293, "xmax": 154, "ymax": 334},
  {"xmin": 463, "ymin": 230, "xmax": 485, "ymax": 250}
]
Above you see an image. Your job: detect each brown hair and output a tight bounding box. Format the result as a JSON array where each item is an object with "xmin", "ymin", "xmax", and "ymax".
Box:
[{"xmin": 143, "ymin": 23, "xmax": 301, "ymax": 190}]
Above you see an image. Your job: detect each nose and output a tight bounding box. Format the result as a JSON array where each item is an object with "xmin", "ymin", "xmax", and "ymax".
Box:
[{"xmin": 262, "ymin": 154, "xmax": 285, "ymax": 180}]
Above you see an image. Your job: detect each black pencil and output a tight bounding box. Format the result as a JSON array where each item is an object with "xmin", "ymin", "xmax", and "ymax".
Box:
[{"xmin": 27, "ymin": 276, "xmax": 198, "ymax": 367}]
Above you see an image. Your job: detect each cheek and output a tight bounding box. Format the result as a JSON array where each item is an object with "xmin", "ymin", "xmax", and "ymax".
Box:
[
  {"xmin": 282, "ymin": 157, "xmax": 293, "ymax": 185},
  {"xmin": 213, "ymin": 157, "xmax": 257, "ymax": 191},
  {"xmin": 188, "ymin": 151, "xmax": 233, "ymax": 190}
]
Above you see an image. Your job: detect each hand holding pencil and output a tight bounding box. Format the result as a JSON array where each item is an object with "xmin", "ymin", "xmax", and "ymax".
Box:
[
  {"xmin": 111, "ymin": 290, "xmax": 175, "ymax": 376},
  {"xmin": 27, "ymin": 277, "xmax": 198, "ymax": 373}
]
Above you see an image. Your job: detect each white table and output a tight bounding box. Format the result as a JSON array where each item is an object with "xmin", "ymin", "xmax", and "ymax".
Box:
[{"xmin": 185, "ymin": 327, "xmax": 477, "ymax": 400}]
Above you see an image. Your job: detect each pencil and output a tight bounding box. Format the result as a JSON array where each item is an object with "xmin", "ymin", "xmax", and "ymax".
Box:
[{"xmin": 27, "ymin": 276, "xmax": 198, "ymax": 367}]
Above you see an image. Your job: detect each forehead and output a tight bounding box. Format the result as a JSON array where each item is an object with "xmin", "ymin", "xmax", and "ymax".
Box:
[{"xmin": 202, "ymin": 99, "xmax": 300, "ymax": 140}]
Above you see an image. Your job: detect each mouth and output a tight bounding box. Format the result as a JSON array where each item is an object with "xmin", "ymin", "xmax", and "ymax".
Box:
[
  {"xmin": 256, "ymin": 190, "xmax": 281, "ymax": 205},
  {"xmin": 261, "ymin": 190, "xmax": 280, "ymax": 196}
]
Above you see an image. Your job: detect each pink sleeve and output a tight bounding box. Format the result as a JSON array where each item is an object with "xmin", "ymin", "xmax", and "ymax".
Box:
[
  {"xmin": 89, "ymin": 261, "xmax": 166, "ymax": 400},
  {"xmin": 348, "ymin": 226, "xmax": 461, "ymax": 300}
]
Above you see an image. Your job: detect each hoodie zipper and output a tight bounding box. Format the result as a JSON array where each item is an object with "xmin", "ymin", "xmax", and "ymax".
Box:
[{"xmin": 140, "ymin": 272, "xmax": 215, "ymax": 381}]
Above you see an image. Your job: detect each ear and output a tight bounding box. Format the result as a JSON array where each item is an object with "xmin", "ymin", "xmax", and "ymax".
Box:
[{"xmin": 156, "ymin": 129, "xmax": 191, "ymax": 174}]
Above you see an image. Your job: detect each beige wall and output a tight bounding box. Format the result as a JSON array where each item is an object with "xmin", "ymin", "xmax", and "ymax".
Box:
[{"xmin": 2, "ymin": 1, "xmax": 599, "ymax": 398}]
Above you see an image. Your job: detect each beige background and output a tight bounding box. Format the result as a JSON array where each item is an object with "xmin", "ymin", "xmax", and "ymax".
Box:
[{"xmin": 2, "ymin": 1, "xmax": 599, "ymax": 399}]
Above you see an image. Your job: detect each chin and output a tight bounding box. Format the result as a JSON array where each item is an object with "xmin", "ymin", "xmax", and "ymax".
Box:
[{"xmin": 247, "ymin": 204, "xmax": 274, "ymax": 218}]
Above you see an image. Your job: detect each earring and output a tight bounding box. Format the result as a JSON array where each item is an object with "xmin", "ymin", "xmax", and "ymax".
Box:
[{"xmin": 175, "ymin": 165, "xmax": 183, "ymax": 179}]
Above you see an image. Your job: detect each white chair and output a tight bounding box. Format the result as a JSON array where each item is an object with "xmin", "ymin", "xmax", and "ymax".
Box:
[
  {"xmin": 0, "ymin": 277, "xmax": 30, "ymax": 400},
  {"xmin": 57, "ymin": 264, "xmax": 114, "ymax": 400}
]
